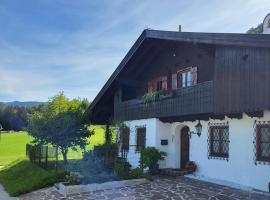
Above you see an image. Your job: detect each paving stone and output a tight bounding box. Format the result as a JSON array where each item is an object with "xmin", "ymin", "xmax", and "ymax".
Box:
[{"xmin": 18, "ymin": 176, "xmax": 270, "ymax": 200}]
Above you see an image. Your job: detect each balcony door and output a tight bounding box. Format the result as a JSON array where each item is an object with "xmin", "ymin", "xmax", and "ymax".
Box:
[{"xmin": 180, "ymin": 126, "xmax": 190, "ymax": 169}]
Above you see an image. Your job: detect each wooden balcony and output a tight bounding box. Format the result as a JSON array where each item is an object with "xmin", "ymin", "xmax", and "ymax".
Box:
[{"xmin": 114, "ymin": 81, "xmax": 213, "ymax": 121}]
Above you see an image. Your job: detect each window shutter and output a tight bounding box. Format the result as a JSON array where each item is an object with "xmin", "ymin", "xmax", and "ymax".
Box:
[
  {"xmin": 176, "ymin": 72, "xmax": 182, "ymax": 88},
  {"xmin": 191, "ymin": 67, "xmax": 197, "ymax": 86},
  {"xmin": 136, "ymin": 128, "xmax": 146, "ymax": 150},
  {"xmin": 162, "ymin": 76, "xmax": 168, "ymax": 91},
  {"xmin": 172, "ymin": 73, "xmax": 177, "ymax": 90}
]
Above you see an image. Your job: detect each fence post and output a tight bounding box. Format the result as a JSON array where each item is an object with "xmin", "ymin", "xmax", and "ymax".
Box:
[
  {"xmin": 33, "ymin": 146, "xmax": 36, "ymax": 163},
  {"xmin": 45, "ymin": 146, "xmax": 48, "ymax": 168},
  {"xmin": 39, "ymin": 145, "xmax": 41, "ymax": 166},
  {"xmin": 55, "ymin": 145, "xmax": 58, "ymax": 170}
]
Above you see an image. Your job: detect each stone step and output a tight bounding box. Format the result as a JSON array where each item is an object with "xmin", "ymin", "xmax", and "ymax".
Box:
[{"xmin": 160, "ymin": 168, "xmax": 193, "ymax": 177}]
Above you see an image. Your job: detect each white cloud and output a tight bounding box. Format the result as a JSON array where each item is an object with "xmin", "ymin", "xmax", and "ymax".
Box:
[{"xmin": 0, "ymin": 0, "xmax": 269, "ymax": 102}]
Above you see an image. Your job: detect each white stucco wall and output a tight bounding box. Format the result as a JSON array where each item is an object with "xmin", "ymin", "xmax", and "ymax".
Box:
[
  {"xmin": 123, "ymin": 118, "xmax": 157, "ymax": 167},
  {"xmin": 123, "ymin": 111, "xmax": 270, "ymax": 192}
]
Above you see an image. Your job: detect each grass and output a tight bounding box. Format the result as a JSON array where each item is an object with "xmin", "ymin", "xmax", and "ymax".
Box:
[
  {"xmin": 0, "ymin": 131, "xmax": 32, "ymax": 166},
  {"xmin": 67, "ymin": 125, "xmax": 106, "ymax": 159},
  {"xmin": 0, "ymin": 126, "xmax": 107, "ymax": 196},
  {"xmin": 0, "ymin": 159, "xmax": 65, "ymax": 196}
]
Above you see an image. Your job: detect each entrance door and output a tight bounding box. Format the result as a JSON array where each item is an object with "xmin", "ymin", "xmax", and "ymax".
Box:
[{"xmin": 180, "ymin": 127, "xmax": 190, "ymax": 169}]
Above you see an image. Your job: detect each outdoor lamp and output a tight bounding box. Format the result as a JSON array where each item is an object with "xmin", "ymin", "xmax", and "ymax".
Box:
[
  {"xmin": 195, "ymin": 120, "xmax": 202, "ymax": 137},
  {"xmin": 189, "ymin": 120, "xmax": 202, "ymax": 137}
]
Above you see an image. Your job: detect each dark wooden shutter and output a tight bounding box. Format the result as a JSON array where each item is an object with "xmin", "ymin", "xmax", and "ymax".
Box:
[
  {"xmin": 122, "ymin": 127, "xmax": 130, "ymax": 151},
  {"xmin": 172, "ymin": 73, "xmax": 177, "ymax": 90},
  {"xmin": 136, "ymin": 127, "xmax": 146, "ymax": 150},
  {"xmin": 191, "ymin": 67, "xmax": 197, "ymax": 86},
  {"xmin": 176, "ymin": 72, "xmax": 182, "ymax": 88}
]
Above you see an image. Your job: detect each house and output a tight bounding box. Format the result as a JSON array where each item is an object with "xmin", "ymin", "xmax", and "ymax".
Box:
[{"xmin": 89, "ymin": 14, "xmax": 270, "ymax": 192}]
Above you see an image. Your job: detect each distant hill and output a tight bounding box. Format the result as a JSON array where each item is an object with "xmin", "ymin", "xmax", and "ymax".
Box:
[{"xmin": 0, "ymin": 101, "xmax": 45, "ymax": 107}]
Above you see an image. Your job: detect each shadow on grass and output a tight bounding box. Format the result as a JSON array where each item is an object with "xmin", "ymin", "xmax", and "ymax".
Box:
[{"xmin": 0, "ymin": 159, "xmax": 66, "ymax": 197}]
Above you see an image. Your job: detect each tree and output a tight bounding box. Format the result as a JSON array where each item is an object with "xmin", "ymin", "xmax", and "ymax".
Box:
[
  {"xmin": 0, "ymin": 104, "xmax": 43, "ymax": 131},
  {"xmin": 27, "ymin": 92, "xmax": 92, "ymax": 164},
  {"xmin": 246, "ymin": 23, "xmax": 263, "ymax": 34}
]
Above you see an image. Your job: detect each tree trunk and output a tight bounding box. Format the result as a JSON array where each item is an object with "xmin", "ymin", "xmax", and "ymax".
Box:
[{"xmin": 61, "ymin": 148, "xmax": 68, "ymax": 165}]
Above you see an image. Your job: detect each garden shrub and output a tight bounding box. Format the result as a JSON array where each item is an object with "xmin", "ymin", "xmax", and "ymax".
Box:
[
  {"xmin": 140, "ymin": 147, "xmax": 166, "ymax": 174},
  {"xmin": 129, "ymin": 167, "xmax": 144, "ymax": 179},
  {"xmin": 93, "ymin": 143, "xmax": 118, "ymax": 167},
  {"xmin": 114, "ymin": 159, "xmax": 131, "ymax": 179},
  {"xmin": 93, "ymin": 143, "xmax": 118, "ymax": 157}
]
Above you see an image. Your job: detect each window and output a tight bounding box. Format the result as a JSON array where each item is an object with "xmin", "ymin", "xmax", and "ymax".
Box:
[
  {"xmin": 148, "ymin": 76, "xmax": 167, "ymax": 92},
  {"xmin": 175, "ymin": 67, "xmax": 197, "ymax": 89},
  {"xmin": 209, "ymin": 125, "xmax": 229, "ymax": 158},
  {"xmin": 256, "ymin": 124, "xmax": 270, "ymax": 162},
  {"xmin": 136, "ymin": 127, "xmax": 146, "ymax": 150}
]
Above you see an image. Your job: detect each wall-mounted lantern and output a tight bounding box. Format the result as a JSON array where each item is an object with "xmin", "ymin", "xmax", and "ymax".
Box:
[{"xmin": 189, "ymin": 120, "xmax": 202, "ymax": 138}]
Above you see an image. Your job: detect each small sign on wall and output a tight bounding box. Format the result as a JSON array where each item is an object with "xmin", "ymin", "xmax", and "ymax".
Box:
[{"xmin": 161, "ymin": 139, "xmax": 168, "ymax": 145}]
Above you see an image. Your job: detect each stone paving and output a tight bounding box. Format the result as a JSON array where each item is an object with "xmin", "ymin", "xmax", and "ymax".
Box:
[{"xmin": 19, "ymin": 176, "xmax": 270, "ymax": 200}]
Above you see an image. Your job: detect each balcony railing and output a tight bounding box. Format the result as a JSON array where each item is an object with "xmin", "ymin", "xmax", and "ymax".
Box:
[{"xmin": 114, "ymin": 81, "xmax": 213, "ymax": 121}]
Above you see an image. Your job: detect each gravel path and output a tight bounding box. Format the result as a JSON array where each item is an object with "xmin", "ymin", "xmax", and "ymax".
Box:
[{"xmin": 0, "ymin": 184, "xmax": 18, "ymax": 200}]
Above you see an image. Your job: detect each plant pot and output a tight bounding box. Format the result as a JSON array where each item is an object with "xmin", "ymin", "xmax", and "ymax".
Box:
[{"xmin": 185, "ymin": 161, "xmax": 197, "ymax": 172}]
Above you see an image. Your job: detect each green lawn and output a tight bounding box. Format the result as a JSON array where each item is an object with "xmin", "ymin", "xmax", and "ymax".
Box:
[
  {"xmin": 67, "ymin": 125, "xmax": 106, "ymax": 159},
  {"xmin": 0, "ymin": 126, "xmax": 107, "ymax": 196},
  {"xmin": 0, "ymin": 126, "xmax": 106, "ymax": 166},
  {"xmin": 0, "ymin": 131, "xmax": 32, "ymax": 166},
  {"xmin": 0, "ymin": 160, "xmax": 65, "ymax": 196}
]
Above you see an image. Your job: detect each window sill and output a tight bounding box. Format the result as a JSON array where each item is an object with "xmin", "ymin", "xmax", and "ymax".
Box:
[
  {"xmin": 255, "ymin": 159, "xmax": 270, "ymax": 165},
  {"xmin": 208, "ymin": 155, "xmax": 229, "ymax": 161}
]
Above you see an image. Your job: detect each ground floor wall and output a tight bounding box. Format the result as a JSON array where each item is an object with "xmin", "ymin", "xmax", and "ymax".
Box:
[{"xmin": 122, "ymin": 111, "xmax": 270, "ymax": 192}]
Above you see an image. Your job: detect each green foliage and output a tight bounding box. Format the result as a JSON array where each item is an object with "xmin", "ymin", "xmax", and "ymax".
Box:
[
  {"xmin": 118, "ymin": 122, "xmax": 130, "ymax": 151},
  {"xmin": 140, "ymin": 147, "xmax": 166, "ymax": 174},
  {"xmin": 27, "ymin": 92, "xmax": 92, "ymax": 164},
  {"xmin": 93, "ymin": 143, "xmax": 118, "ymax": 157},
  {"xmin": 114, "ymin": 161, "xmax": 149, "ymax": 180},
  {"xmin": 129, "ymin": 167, "xmax": 144, "ymax": 179},
  {"xmin": 0, "ymin": 160, "xmax": 65, "ymax": 196},
  {"xmin": 141, "ymin": 91, "xmax": 161, "ymax": 103},
  {"xmin": 246, "ymin": 23, "xmax": 263, "ymax": 34},
  {"xmin": 92, "ymin": 143, "xmax": 118, "ymax": 167},
  {"xmin": 0, "ymin": 104, "xmax": 44, "ymax": 131},
  {"xmin": 114, "ymin": 160, "xmax": 131, "ymax": 179}
]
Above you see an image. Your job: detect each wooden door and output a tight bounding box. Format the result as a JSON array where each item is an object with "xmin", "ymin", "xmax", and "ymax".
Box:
[{"xmin": 181, "ymin": 127, "xmax": 190, "ymax": 169}]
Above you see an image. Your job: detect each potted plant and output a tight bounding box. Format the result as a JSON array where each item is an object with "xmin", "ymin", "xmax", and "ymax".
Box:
[
  {"xmin": 185, "ymin": 161, "xmax": 197, "ymax": 172},
  {"xmin": 140, "ymin": 147, "xmax": 166, "ymax": 175},
  {"xmin": 141, "ymin": 91, "xmax": 161, "ymax": 104}
]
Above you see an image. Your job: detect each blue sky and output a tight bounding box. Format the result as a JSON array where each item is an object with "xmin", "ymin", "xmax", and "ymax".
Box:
[{"xmin": 0, "ymin": 0, "xmax": 269, "ymax": 102}]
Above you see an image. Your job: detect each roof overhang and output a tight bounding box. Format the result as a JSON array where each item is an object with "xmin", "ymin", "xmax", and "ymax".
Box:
[{"xmin": 88, "ymin": 29, "xmax": 270, "ymax": 124}]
